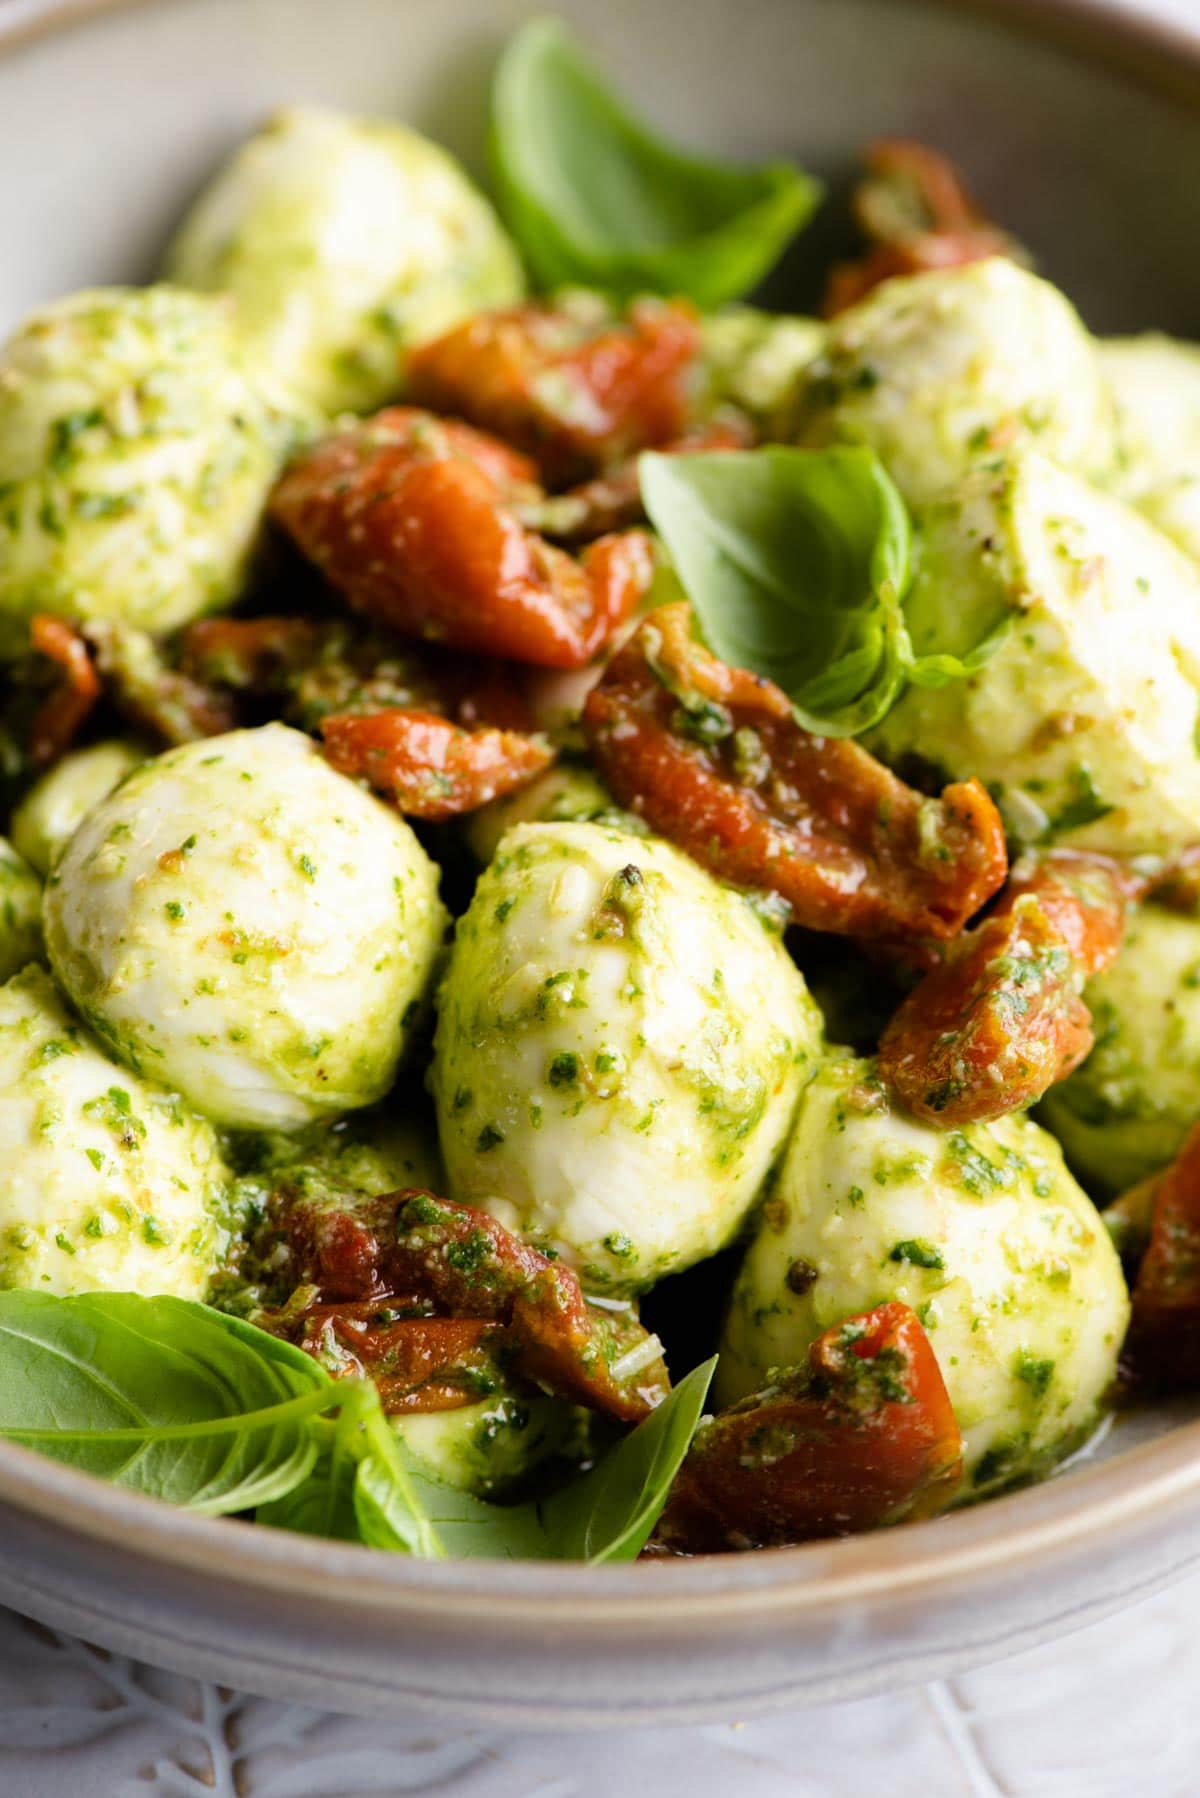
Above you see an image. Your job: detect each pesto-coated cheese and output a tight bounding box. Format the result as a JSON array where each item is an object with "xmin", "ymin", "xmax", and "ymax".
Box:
[
  {"xmin": 233, "ymin": 1107, "xmax": 445, "ymax": 1215},
  {"xmin": 0, "ymin": 838, "xmax": 42, "ymax": 983},
  {"xmin": 0, "ymin": 964, "xmax": 232, "ymax": 1297},
  {"xmin": 43, "ymin": 724, "xmax": 447, "ymax": 1131},
  {"xmin": 0, "ymin": 287, "xmax": 300, "ymax": 657},
  {"xmin": 700, "ymin": 307, "xmax": 825, "ymax": 439},
  {"xmin": 11, "ymin": 738, "xmax": 146, "ymax": 875},
  {"xmin": 164, "ymin": 106, "xmax": 525, "ymax": 415},
  {"xmin": 1041, "ymin": 903, "xmax": 1200, "ymax": 1196},
  {"xmin": 395, "ymin": 1396, "xmax": 586, "ymax": 1500},
  {"xmin": 792, "ymin": 259, "xmax": 1115, "ymax": 504},
  {"xmin": 718, "ymin": 1054, "xmax": 1129, "ymax": 1493},
  {"xmin": 432, "ymin": 821, "xmax": 823, "ymax": 1293},
  {"xmin": 464, "ymin": 762, "xmax": 633, "ymax": 865},
  {"xmin": 870, "ymin": 450, "xmax": 1200, "ymax": 855},
  {"xmin": 1104, "ymin": 333, "xmax": 1200, "ymax": 563}
]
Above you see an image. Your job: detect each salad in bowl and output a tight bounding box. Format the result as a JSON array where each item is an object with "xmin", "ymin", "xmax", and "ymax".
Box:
[{"xmin": 0, "ymin": 16, "xmax": 1193, "ymax": 1566}]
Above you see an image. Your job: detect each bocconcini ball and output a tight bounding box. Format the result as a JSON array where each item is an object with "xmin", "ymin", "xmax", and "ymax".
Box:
[
  {"xmin": 1041, "ymin": 904, "xmax": 1200, "ymax": 1196},
  {"xmin": 233, "ymin": 1107, "xmax": 445, "ymax": 1214},
  {"xmin": 870, "ymin": 450, "xmax": 1200, "ymax": 856},
  {"xmin": 463, "ymin": 761, "xmax": 632, "ymax": 865},
  {"xmin": 1103, "ymin": 333, "xmax": 1200, "ymax": 563},
  {"xmin": 0, "ymin": 838, "xmax": 42, "ymax": 982},
  {"xmin": 700, "ymin": 307, "xmax": 825, "ymax": 439},
  {"xmin": 432, "ymin": 821, "xmax": 823, "ymax": 1293},
  {"xmin": 11, "ymin": 738, "xmax": 147, "ymax": 876},
  {"xmin": 43, "ymin": 724, "xmax": 447, "ymax": 1131},
  {"xmin": 395, "ymin": 1395, "xmax": 587, "ymax": 1500},
  {"xmin": 164, "ymin": 106, "xmax": 526, "ymax": 415},
  {"xmin": 792, "ymin": 259, "xmax": 1115, "ymax": 505},
  {"xmin": 0, "ymin": 287, "xmax": 300, "ymax": 657},
  {"xmin": 0, "ymin": 964, "xmax": 232, "ymax": 1296},
  {"xmin": 718, "ymin": 1054, "xmax": 1129, "ymax": 1494}
]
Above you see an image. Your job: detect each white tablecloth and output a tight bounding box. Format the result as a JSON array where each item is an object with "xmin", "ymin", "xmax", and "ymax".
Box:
[{"xmin": 0, "ymin": 1567, "xmax": 1198, "ymax": 1797}]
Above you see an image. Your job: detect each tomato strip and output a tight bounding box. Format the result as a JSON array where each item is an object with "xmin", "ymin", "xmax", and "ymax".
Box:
[
  {"xmin": 823, "ymin": 138, "xmax": 1027, "ymax": 316},
  {"xmin": 406, "ymin": 297, "xmax": 701, "ymax": 485},
  {"xmin": 652, "ymin": 1302, "xmax": 962, "ymax": 1553},
  {"xmin": 255, "ymin": 1187, "xmax": 668, "ymax": 1422},
  {"xmin": 878, "ymin": 850, "xmax": 1133, "ymax": 1126},
  {"xmin": 27, "ymin": 614, "xmax": 101, "ymax": 766},
  {"xmin": 582, "ymin": 603, "xmax": 1007, "ymax": 941},
  {"xmin": 321, "ymin": 708, "xmax": 555, "ymax": 820},
  {"xmin": 270, "ymin": 408, "xmax": 655, "ymax": 669},
  {"xmin": 1124, "ymin": 1123, "xmax": 1200, "ymax": 1390}
]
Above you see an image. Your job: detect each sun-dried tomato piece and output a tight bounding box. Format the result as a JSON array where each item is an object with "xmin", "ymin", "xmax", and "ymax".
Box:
[
  {"xmin": 298, "ymin": 1304, "xmax": 504, "ymax": 1413},
  {"xmin": 1143, "ymin": 845, "xmax": 1200, "ymax": 914},
  {"xmin": 26, "ymin": 615, "xmax": 101, "ymax": 766},
  {"xmin": 519, "ymin": 412, "xmax": 756, "ymax": 544},
  {"xmin": 879, "ymin": 898, "xmax": 1093, "ymax": 1126},
  {"xmin": 1123, "ymin": 1123, "xmax": 1200, "ymax": 1390},
  {"xmin": 321, "ymin": 708, "xmax": 555, "ymax": 820},
  {"xmin": 997, "ymin": 849, "xmax": 1135, "ymax": 979},
  {"xmin": 652, "ymin": 1302, "xmax": 962, "ymax": 1553},
  {"xmin": 823, "ymin": 138, "xmax": 1029, "ymax": 316},
  {"xmin": 179, "ymin": 616, "xmax": 327, "ymax": 694},
  {"xmin": 406, "ymin": 297, "xmax": 701, "ymax": 486},
  {"xmin": 269, "ymin": 408, "xmax": 655, "ymax": 669},
  {"xmin": 180, "ymin": 614, "xmax": 538, "ymax": 737},
  {"xmin": 254, "ymin": 1187, "xmax": 668, "ymax": 1423},
  {"xmin": 878, "ymin": 850, "xmax": 1135, "ymax": 1127},
  {"xmin": 582, "ymin": 604, "xmax": 1006, "ymax": 941},
  {"xmin": 84, "ymin": 620, "xmax": 236, "ymax": 745}
]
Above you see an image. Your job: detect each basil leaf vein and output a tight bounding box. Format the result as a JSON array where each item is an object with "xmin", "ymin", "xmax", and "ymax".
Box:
[
  {"xmin": 490, "ymin": 19, "xmax": 820, "ymax": 306},
  {"xmin": 0, "ymin": 1292, "xmax": 336, "ymax": 1515}
]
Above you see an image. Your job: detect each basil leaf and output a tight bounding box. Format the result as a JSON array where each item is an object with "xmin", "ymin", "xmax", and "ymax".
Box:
[
  {"xmin": 490, "ymin": 19, "xmax": 820, "ymax": 306},
  {"xmin": 353, "ymin": 1359, "xmax": 716, "ymax": 1563},
  {"xmin": 0, "ymin": 1291, "xmax": 334, "ymax": 1514},
  {"xmin": 538, "ymin": 1356, "xmax": 716, "ymax": 1561},
  {"xmin": 640, "ymin": 446, "xmax": 916, "ymax": 736},
  {"xmin": 903, "ymin": 611, "xmax": 1013, "ymax": 690},
  {"xmin": 257, "ymin": 1415, "xmax": 361, "ymax": 1542}
]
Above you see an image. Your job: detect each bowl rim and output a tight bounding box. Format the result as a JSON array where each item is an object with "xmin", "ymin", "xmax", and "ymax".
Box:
[{"xmin": 3, "ymin": 0, "xmax": 1200, "ymax": 1624}]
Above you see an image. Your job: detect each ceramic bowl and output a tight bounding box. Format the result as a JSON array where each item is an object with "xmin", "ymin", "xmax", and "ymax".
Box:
[{"xmin": 2, "ymin": 0, "xmax": 1200, "ymax": 1728}]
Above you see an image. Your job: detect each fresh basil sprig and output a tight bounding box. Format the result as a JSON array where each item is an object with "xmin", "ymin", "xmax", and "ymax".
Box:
[
  {"xmin": 639, "ymin": 446, "xmax": 1004, "ymax": 737},
  {"xmin": 280, "ymin": 1358, "xmax": 718, "ymax": 1564},
  {"xmin": 0, "ymin": 1290, "xmax": 713, "ymax": 1561},
  {"xmin": 490, "ymin": 18, "xmax": 820, "ymax": 306},
  {"xmin": 0, "ymin": 1291, "xmax": 335, "ymax": 1514}
]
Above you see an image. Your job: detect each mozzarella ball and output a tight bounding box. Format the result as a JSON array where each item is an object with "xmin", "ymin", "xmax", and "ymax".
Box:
[
  {"xmin": 701, "ymin": 307, "xmax": 825, "ymax": 438},
  {"xmin": 718, "ymin": 1054, "xmax": 1129, "ymax": 1493},
  {"xmin": 0, "ymin": 964, "xmax": 232, "ymax": 1296},
  {"xmin": 43, "ymin": 724, "xmax": 447, "ymax": 1130},
  {"xmin": 234, "ymin": 1107, "xmax": 445, "ymax": 1213},
  {"xmin": 432, "ymin": 821, "xmax": 823, "ymax": 1292},
  {"xmin": 870, "ymin": 450, "xmax": 1200, "ymax": 856},
  {"xmin": 1041, "ymin": 904, "xmax": 1200, "ymax": 1196},
  {"xmin": 0, "ymin": 838, "xmax": 42, "ymax": 982},
  {"xmin": 463, "ymin": 762, "xmax": 632, "ymax": 865},
  {"xmin": 11, "ymin": 738, "xmax": 147, "ymax": 876},
  {"xmin": 793, "ymin": 259, "xmax": 1115, "ymax": 505},
  {"xmin": 164, "ymin": 106, "xmax": 525, "ymax": 416},
  {"xmin": 0, "ymin": 287, "xmax": 299, "ymax": 657},
  {"xmin": 395, "ymin": 1396, "xmax": 586, "ymax": 1500},
  {"xmin": 1104, "ymin": 333, "xmax": 1200, "ymax": 563}
]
